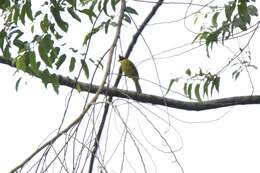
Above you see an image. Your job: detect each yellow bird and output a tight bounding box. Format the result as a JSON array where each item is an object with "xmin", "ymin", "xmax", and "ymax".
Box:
[{"xmin": 118, "ymin": 55, "xmax": 142, "ymax": 94}]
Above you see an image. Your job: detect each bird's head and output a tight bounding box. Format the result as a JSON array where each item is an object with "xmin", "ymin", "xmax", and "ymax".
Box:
[{"xmin": 118, "ymin": 55, "xmax": 127, "ymax": 62}]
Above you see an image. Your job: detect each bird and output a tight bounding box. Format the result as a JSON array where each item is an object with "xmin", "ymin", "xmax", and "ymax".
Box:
[{"xmin": 118, "ymin": 55, "xmax": 142, "ymax": 94}]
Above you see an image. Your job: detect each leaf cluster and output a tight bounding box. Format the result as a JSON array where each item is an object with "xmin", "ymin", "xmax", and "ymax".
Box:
[
  {"xmin": 194, "ymin": 0, "xmax": 258, "ymax": 56},
  {"xmin": 0, "ymin": 0, "xmax": 138, "ymax": 93},
  {"xmin": 167, "ymin": 68, "xmax": 220, "ymax": 102}
]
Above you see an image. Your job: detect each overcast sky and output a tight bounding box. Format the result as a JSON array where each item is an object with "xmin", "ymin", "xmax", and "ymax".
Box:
[{"xmin": 1, "ymin": 0, "xmax": 260, "ymax": 172}]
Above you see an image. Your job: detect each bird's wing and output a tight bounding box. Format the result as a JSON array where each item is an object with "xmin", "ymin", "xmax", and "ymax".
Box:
[{"xmin": 128, "ymin": 61, "xmax": 139, "ymax": 78}]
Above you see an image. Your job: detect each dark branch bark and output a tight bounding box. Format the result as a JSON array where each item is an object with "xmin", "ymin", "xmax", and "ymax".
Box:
[
  {"xmin": 125, "ymin": 0, "xmax": 163, "ymax": 57},
  {"xmin": 88, "ymin": 1, "xmax": 164, "ymax": 172},
  {"xmin": 1, "ymin": 56, "xmax": 260, "ymax": 111},
  {"xmin": 60, "ymin": 77, "xmax": 260, "ymax": 110}
]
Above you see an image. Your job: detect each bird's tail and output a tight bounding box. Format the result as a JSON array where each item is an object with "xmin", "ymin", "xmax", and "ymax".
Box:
[{"xmin": 133, "ymin": 78, "xmax": 142, "ymax": 94}]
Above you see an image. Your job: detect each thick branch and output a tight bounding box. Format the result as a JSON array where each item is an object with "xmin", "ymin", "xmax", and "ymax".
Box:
[
  {"xmin": 59, "ymin": 76, "xmax": 260, "ymax": 110},
  {"xmin": 1, "ymin": 57, "xmax": 259, "ymax": 111},
  {"xmin": 6, "ymin": 0, "xmax": 126, "ymax": 171}
]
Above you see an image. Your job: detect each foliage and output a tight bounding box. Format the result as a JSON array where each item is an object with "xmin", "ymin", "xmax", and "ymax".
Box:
[
  {"xmin": 0, "ymin": 0, "xmax": 136, "ymax": 93},
  {"xmin": 0, "ymin": 0, "xmax": 258, "ymax": 99},
  {"xmin": 194, "ymin": 0, "xmax": 258, "ymax": 55},
  {"xmin": 166, "ymin": 68, "xmax": 220, "ymax": 102},
  {"xmin": 166, "ymin": 0, "xmax": 258, "ymax": 102}
]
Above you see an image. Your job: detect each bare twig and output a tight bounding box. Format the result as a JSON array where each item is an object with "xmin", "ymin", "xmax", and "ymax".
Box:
[
  {"xmin": 87, "ymin": 0, "xmax": 165, "ymax": 172},
  {"xmin": 87, "ymin": 1, "xmax": 126, "ymax": 173},
  {"xmin": 8, "ymin": 0, "xmax": 126, "ymax": 171}
]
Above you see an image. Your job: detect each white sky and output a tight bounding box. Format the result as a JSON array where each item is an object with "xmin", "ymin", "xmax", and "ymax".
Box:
[{"xmin": 1, "ymin": 0, "xmax": 260, "ymax": 173}]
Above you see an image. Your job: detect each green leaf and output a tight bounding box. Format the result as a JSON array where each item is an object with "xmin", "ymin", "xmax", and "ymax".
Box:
[
  {"xmin": 15, "ymin": 77, "xmax": 22, "ymax": 91},
  {"xmin": 232, "ymin": 15, "xmax": 247, "ymax": 31},
  {"xmin": 40, "ymin": 14, "xmax": 49, "ymax": 33},
  {"xmin": 199, "ymin": 31, "xmax": 209, "ymax": 40},
  {"xmin": 35, "ymin": 10, "xmax": 42, "ymax": 18},
  {"xmin": 38, "ymin": 34, "xmax": 53, "ymax": 67},
  {"xmin": 193, "ymin": 16, "xmax": 198, "ymax": 25},
  {"xmin": 193, "ymin": 33, "xmax": 201, "ymax": 43},
  {"xmin": 98, "ymin": 0, "xmax": 102, "ymax": 11},
  {"xmin": 90, "ymin": 0, "xmax": 98, "ymax": 11},
  {"xmin": 0, "ymin": 0, "xmax": 10, "ymax": 9},
  {"xmin": 199, "ymin": 68, "xmax": 203, "ymax": 76},
  {"xmin": 20, "ymin": 3, "xmax": 27, "ymax": 24},
  {"xmin": 0, "ymin": 30, "xmax": 7, "ymax": 50},
  {"xmin": 80, "ymin": 8, "xmax": 96, "ymax": 23},
  {"xmin": 125, "ymin": 6, "xmax": 138, "ymax": 15},
  {"xmin": 69, "ymin": 57, "xmax": 76, "ymax": 72},
  {"xmin": 110, "ymin": 21, "xmax": 117, "ymax": 27},
  {"xmin": 83, "ymin": 26, "xmax": 101, "ymax": 45},
  {"xmin": 40, "ymin": 34, "xmax": 53, "ymax": 49},
  {"xmin": 67, "ymin": 7, "xmax": 81, "ymax": 22},
  {"xmin": 16, "ymin": 54, "xmax": 27, "ymax": 71},
  {"xmin": 103, "ymin": 0, "xmax": 109, "ymax": 15},
  {"xmin": 69, "ymin": 47, "xmax": 78, "ymax": 53},
  {"xmin": 210, "ymin": 76, "xmax": 220, "ymax": 96},
  {"xmin": 80, "ymin": 0, "xmax": 91, "ymax": 5},
  {"xmin": 225, "ymin": 1, "xmax": 236, "ymax": 21},
  {"xmin": 3, "ymin": 45, "xmax": 11, "ymax": 60},
  {"xmin": 123, "ymin": 14, "xmax": 131, "ymax": 24},
  {"xmin": 184, "ymin": 82, "xmax": 188, "ymax": 95},
  {"xmin": 211, "ymin": 11, "xmax": 219, "ymax": 28},
  {"xmin": 238, "ymin": 1, "xmax": 247, "ymax": 18},
  {"xmin": 50, "ymin": 47, "xmax": 60, "ymax": 63},
  {"xmin": 81, "ymin": 59, "xmax": 89, "ymax": 78},
  {"xmin": 41, "ymin": 69, "xmax": 51, "ymax": 87},
  {"xmin": 234, "ymin": 71, "xmax": 240, "ymax": 80},
  {"xmin": 238, "ymin": 1, "xmax": 250, "ymax": 24},
  {"xmin": 206, "ymin": 30, "xmax": 220, "ymax": 49},
  {"xmin": 22, "ymin": 0, "xmax": 33, "ymax": 21},
  {"xmin": 166, "ymin": 78, "xmax": 178, "ymax": 95},
  {"xmin": 247, "ymin": 5, "xmax": 258, "ymax": 16},
  {"xmin": 54, "ymin": 31, "xmax": 63, "ymax": 40},
  {"xmin": 55, "ymin": 54, "xmax": 66, "ymax": 69},
  {"xmin": 66, "ymin": 0, "xmax": 76, "ymax": 7},
  {"xmin": 188, "ymin": 83, "xmax": 192, "ymax": 99},
  {"xmin": 111, "ymin": 0, "xmax": 119, "ymax": 11},
  {"xmin": 27, "ymin": 51, "xmax": 38, "ymax": 73},
  {"xmin": 203, "ymin": 78, "xmax": 210, "ymax": 97},
  {"xmin": 13, "ymin": 5, "xmax": 20, "ymax": 24},
  {"xmin": 213, "ymin": 76, "xmax": 220, "ymax": 92},
  {"xmin": 51, "ymin": 74, "xmax": 59, "ymax": 94},
  {"xmin": 221, "ymin": 21, "xmax": 231, "ymax": 41},
  {"xmin": 185, "ymin": 68, "xmax": 191, "ymax": 76},
  {"xmin": 50, "ymin": 6, "xmax": 68, "ymax": 32},
  {"xmin": 13, "ymin": 39, "xmax": 25, "ymax": 50},
  {"xmin": 195, "ymin": 84, "xmax": 202, "ymax": 102},
  {"xmin": 210, "ymin": 80, "xmax": 215, "ymax": 96},
  {"xmin": 31, "ymin": 25, "xmax": 34, "ymax": 33}
]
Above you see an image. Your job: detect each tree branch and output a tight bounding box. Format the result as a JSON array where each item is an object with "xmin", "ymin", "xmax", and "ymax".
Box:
[
  {"xmin": 88, "ymin": 1, "xmax": 164, "ymax": 172},
  {"xmin": 87, "ymin": 1, "xmax": 126, "ymax": 173},
  {"xmin": 1, "ymin": 55, "xmax": 260, "ymax": 111},
  {"xmin": 57, "ymin": 76, "xmax": 260, "ymax": 110},
  {"xmin": 6, "ymin": 0, "xmax": 126, "ymax": 171}
]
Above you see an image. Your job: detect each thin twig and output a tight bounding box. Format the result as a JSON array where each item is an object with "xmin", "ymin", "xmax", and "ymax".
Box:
[
  {"xmin": 87, "ymin": 0, "xmax": 164, "ymax": 173},
  {"xmin": 87, "ymin": 1, "xmax": 126, "ymax": 173},
  {"xmin": 8, "ymin": 0, "xmax": 126, "ymax": 171}
]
